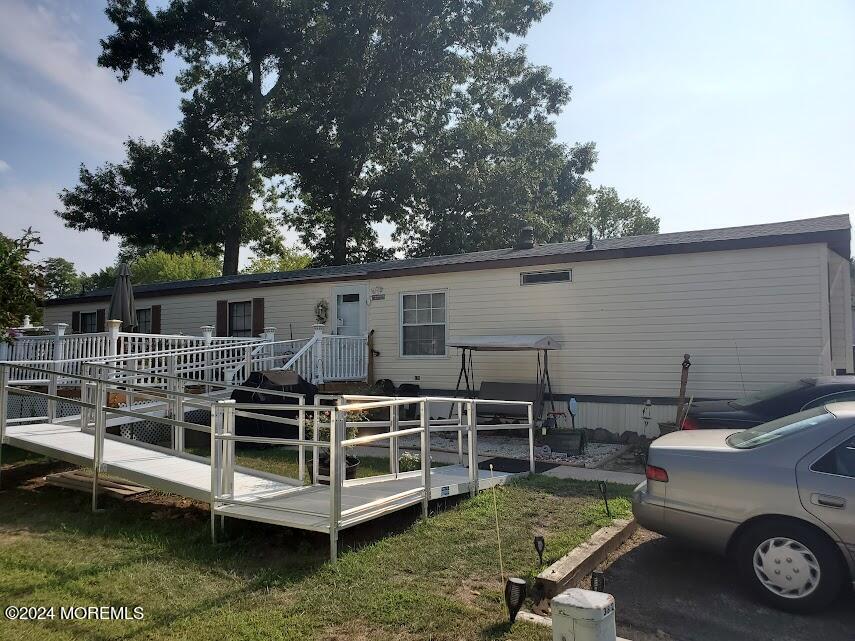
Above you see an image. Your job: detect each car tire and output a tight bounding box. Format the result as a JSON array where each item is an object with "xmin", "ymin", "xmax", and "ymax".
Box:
[{"xmin": 736, "ymin": 519, "xmax": 843, "ymax": 613}]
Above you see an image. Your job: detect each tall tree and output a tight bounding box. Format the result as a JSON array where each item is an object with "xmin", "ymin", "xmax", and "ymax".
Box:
[
  {"xmin": 393, "ymin": 47, "xmax": 596, "ymax": 256},
  {"xmin": 268, "ymin": 1, "xmax": 555, "ymax": 264},
  {"xmin": 42, "ymin": 257, "xmax": 81, "ymax": 299},
  {"xmin": 57, "ymin": 0, "xmax": 317, "ymax": 275},
  {"xmin": 0, "ymin": 230, "xmax": 44, "ymax": 334},
  {"xmin": 243, "ymin": 246, "xmax": 312, "ymax": 274},
  {"xmin": 578, "ymin": 186, "xmax": 660, "ymax": 239}
]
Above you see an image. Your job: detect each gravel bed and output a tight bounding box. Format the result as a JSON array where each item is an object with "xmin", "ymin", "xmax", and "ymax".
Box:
[{"xmin": 395, "ymin": 433, "xmax": 623, "ymax": 467}]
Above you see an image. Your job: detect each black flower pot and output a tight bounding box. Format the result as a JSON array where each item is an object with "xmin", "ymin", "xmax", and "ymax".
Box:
[{"xmin": 315, "ymin": 455, "xmax": 360, "ymax": 484}]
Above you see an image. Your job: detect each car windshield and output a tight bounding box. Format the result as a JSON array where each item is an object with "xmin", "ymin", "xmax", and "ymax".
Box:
[
  {"xmin": 727, "ymin": 407, "xmax": 833, "ymax": 449},
  {"xmin": 729, "ymin": 379, "xmax": 812, "ymax": 408}
]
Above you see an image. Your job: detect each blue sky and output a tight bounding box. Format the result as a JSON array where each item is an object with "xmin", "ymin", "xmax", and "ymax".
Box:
[{"xmin": 1, "ymin": 0, "xmax": 853, "ymax": 272}]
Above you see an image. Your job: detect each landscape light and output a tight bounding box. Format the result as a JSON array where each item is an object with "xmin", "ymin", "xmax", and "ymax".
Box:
[
  {"xmin": 533, "ymin": 535, "xmax": 545, "ymax": 566},
  {"xmin": 590, "ymin": 570, "xmax": 605, "ymax": 592},
  {"xmin": 504, "ymin": 577, "xmax": 527, "ymax": 623}
]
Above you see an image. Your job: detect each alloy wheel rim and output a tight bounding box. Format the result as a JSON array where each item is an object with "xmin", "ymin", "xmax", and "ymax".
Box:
[{"xmin": 752, "ymin": 537, "xmax": 820, "ymax": 599}]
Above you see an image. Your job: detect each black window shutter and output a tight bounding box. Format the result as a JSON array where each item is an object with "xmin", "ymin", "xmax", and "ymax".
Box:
[
  {"xmin": 216, "ymin": 300, "xmax": 228, "ymax": 336},
  {"xmin": 252, "ymin": 298, "xmax": 265, "ymax": 337},
  {"xmin": 96, "ymin": 308, "xmax": 106, "ymax": 332},
  {"xmin": 71, "ymin": 311, "xmax": 80, "ymax": 333},
  {"xmin": 151, "ymin": 305, "xmax": 162, "ymax": 334}
]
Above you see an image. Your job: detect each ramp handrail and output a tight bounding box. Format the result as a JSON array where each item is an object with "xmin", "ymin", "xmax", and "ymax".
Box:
[{"xmin": 1, "ymin": 361, "xmax": 536, "ymax": 565}]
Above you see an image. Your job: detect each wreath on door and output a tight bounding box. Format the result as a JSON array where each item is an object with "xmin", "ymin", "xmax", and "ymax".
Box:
[{"xmin": 314, "ymin": 299, "xmax": 329, "ymax": 325}]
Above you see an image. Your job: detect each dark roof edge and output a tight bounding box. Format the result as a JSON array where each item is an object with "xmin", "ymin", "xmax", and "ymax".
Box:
[{"xmin": 45, "ymin": 227, "xmax": 850, "ymax": 306}]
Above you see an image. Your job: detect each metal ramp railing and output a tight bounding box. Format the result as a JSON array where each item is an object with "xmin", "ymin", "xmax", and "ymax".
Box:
[{"xmin": 0, "ymin": 360, "xmax": 535, "ymax": 564}]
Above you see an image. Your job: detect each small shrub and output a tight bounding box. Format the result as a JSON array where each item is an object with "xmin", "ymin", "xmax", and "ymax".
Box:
[{"xmin": 398, "ymin": 451, "xmax": 421, "ymax": 472}]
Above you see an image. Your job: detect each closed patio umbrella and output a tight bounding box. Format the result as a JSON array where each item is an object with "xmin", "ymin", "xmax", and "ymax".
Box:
[{"xmin": 108, "ymin": 263, "xmax": 137, "ymax": 331}]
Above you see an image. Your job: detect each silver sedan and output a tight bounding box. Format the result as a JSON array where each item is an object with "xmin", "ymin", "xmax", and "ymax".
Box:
[{"xmin": 633, "ymin": 403, "xmax": 855, "ymax": 612}]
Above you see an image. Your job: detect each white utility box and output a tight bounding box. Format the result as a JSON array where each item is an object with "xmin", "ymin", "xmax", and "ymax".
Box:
[{"xmin": 551, "ymin": 588, "xmax": 616, "ymax": 641}]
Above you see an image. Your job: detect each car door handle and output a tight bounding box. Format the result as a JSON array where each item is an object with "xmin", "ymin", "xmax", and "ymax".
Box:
[{"xmin": 811, "ymin": 493, "xmax": 846, "ymax": 509}]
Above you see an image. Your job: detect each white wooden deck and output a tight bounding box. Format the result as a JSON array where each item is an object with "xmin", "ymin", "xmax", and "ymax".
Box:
[{"xmin": 4, "ymin": 422, "xmax": 297, "ymax": 502}]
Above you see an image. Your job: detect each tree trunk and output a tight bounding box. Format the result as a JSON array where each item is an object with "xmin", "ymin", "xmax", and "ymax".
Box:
[
  {"xmin": 222, "ymin": 225, "xmax": 242, "ymax": 275},
  {"xmin": 220, "ymin": 50, "xmax": 264, "ymax": 276},
  {"xmin": 332, "ymin": 207, "xmax": 348, "ymax": 265}
]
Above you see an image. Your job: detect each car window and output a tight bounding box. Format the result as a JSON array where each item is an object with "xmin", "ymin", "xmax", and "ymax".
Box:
[
  {"xmin": 802, "ymin": 391, "xmax": 855, "ymax": 411},
  {"xmin": 727, "ymin": 407, "xmax": 834, "ymax": 449},
  {"xmin": 730, "ymin": 380, "xmax": 812, "ymax": 408},
  {"xmin": 811, "ymin": 436, "xmax": 855, "ymax": 478}
]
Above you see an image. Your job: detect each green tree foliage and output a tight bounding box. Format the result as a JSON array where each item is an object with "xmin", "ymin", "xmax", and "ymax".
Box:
[
  {"xmin": 265, "ymin": 1, "xmax": 554, "ymax": 264},
  {"xmin": 242, "ymin": 247, "xmax": 312, "ymax": 274},
  {"xmin": 577, "ymin": 186, "xmax": 660, "ymax": 240},
  {"xmin": 393, "ymin": 47, "xmax": 597, "ymax": 256},
  {"xmin": 42, "ymin": 257, "xmax": 81, "ymax": 299},
  {"xmin": 57, "ymin": 0, "xmax": 316, "ymax": 275},
  {"xmin": 0, "ymin": 229, "xmax": 44, "ymax": 335},
  {"xmin": 130, "ymin": 251, "xmax": 222, "ymax": 284},
  {"xmin": 77, "ymin": 251, "xmax": 222, "ymax": 293}
]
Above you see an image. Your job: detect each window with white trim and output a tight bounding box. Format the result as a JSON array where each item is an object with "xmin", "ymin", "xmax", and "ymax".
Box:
[
  {"xmin": 80, "ymin": 312, "xmax": 98, "ymax": 334},
  {"xmin": 136, "ymin": 308, "xmax": 152, "ymax": 334},
  {"xmin": 228, "ymin": 301, "xmax": 252, "ymax": 337},
  {"xmin": 401, "ymin": 291, "xmax": 446, "ymax": 357}
]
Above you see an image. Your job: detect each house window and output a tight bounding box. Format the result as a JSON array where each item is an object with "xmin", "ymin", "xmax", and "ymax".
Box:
[
  {"xmin": 228, "ymin": 301, "xmax": 253, "ymax": 337},
  {"xmin": 401, "ymin": 291, "xmax": 446, "ymax": 357},
  {"xmin": 520, "ymin": 269, "xmax": 571, "ymax": 285},
  {"xmin": 80, "ymin": 312, "xmax": 98, "ymax": 334},
  {"xmin": 136, "ymin": 308, "xmax": 152, "ymax": 334}
]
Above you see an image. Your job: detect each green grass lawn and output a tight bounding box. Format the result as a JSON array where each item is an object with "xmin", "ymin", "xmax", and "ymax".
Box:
[{"xmin": 0, "ymin": 445, "xmax": 631, "ymax": 641}]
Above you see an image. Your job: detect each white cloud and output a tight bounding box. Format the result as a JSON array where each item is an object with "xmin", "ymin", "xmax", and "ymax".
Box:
[
  {"xmin": 0, "ymin": 160, "xmax": 9, "ymax": 172},
  {"xmin": 0, "ymin": 1, "xmax": 167, "ymax": 154}
]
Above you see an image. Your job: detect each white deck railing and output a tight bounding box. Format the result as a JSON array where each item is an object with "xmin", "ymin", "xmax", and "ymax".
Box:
[{"xmin": 1, "ymin": 323, "xmax": 369, "ymax": 386}]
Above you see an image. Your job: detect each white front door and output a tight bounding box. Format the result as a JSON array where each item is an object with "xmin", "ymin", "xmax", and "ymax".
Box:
[{"xmin": 333, "ymin": 285, "xmax": 367, "ymax": 336}]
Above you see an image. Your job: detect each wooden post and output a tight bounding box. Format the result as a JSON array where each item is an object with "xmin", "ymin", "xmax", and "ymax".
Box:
[
  {"xmin": 367, "ymin": 329, "xmax": 375, "ymax": 384},
  {"xmin": 675, "ymin": 354, "xmax": 692, "ymax": 426}
]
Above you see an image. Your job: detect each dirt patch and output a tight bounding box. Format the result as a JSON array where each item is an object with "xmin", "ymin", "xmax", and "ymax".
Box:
[{"xmin": 575, "ymin": 528, "xmax": 855, "ymax": 641}]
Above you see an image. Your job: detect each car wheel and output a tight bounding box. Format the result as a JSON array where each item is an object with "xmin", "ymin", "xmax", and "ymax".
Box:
[{"xmin": 736, "ymin": 520, "xmax": 843, "ymax": 613}]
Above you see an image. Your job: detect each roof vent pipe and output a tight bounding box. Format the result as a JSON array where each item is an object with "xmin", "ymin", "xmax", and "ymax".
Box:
[
  {"xmin": 585, "ymin": 227, "xmax": 595, "ymax": 250},
  {"xmin": 516, "ymin": 226, "xmax": 535, "ymax": 250}
]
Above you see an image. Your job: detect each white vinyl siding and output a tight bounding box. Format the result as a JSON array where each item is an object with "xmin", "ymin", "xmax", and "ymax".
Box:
[
  {"xmin": 43, "ymin": 243, "xmax": 838, "ymax": 402},
  {"xmin": 827, "ymin": 249, "xmax": 853, "ymax": 373}
]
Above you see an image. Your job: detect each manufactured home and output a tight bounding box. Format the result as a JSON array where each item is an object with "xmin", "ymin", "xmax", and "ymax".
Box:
[{"xmin": 42, "ymin": 215, "xmax": 853, "ymax": 436}]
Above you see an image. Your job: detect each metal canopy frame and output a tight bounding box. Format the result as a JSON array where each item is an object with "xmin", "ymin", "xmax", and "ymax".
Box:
[{"xmin": 448, "ymin": 335, "xmax": 560, "ymax": 420}]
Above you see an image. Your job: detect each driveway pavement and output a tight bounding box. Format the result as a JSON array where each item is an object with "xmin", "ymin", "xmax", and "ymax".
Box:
[{"xmin": 595, "ymin": 529, "xmax": 854, "ymax": 641}]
